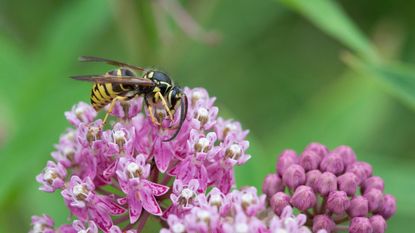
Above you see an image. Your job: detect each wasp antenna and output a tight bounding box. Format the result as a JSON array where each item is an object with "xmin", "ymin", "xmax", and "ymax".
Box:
[{"xmin": 163, "ymin": 94, "xmax": 188, "ymax": 142}]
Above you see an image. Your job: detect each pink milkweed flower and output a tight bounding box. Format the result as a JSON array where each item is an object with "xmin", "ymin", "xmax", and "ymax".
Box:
[
  {"xmin": 72, "ymin": 220, "xmax": 98, "ymax": 233},
  {"xmin": 61, "ymin": 176, "xmax": 126, "ymax": 231},
  {"xmin": 29, "ymin": 215, "xmax": 55, "ymax": 233},
  {"xmin": 36, "ymin": 161, "xmax": 67, "ymax": 192},
  {"xmin": 65, "ymin": 102, "xmax": 97, "ymax": 127},
  {"xmin": 33, "ymin": 87, "xmax": 253, "ymax": 232}
]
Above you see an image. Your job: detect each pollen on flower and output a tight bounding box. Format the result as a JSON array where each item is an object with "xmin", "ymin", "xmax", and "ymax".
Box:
[
  {"xmin": 226, "ymin": 144, "xmax": 242, "ymax": 159},
  {"xmin": 194, "ymin": 137, "xmax": 210, "ymax": 152},
  {"xmin": 127, "ymin": 162, "xmax": 142, "ymax": 178},
  {"xmin": 73, "ymin": 184, "xmax": 88, "ymax": 201},
  {"xmin": 195, "ymin": 107, "xmax": 209, "ymax": 125}
]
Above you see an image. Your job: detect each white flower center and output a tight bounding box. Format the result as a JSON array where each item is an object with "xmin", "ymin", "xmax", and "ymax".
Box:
[
  {"xmin": 113, "ymin": 130, "xmax": 126, "ymax": 141},
  {"xmin": 181, "ymin": 188, "xmax": 194, "ymax": 199},
  {"xmin": 78, "ymin": 230, "xmax": 88, "ymax": 233},
  {"xmin": 210, "ymin": 193, "xmax": 223, "ymax": 205},
  {"xmin": 171, "ymin": 223, "xmax": 185, "ymax": 233},
  {"xmin": 63, "ymin": 147, "xmax": 74, "ymax": 156},
  {"xmin": 192, "ymin": 91, "xmax": 203, "ymax": 101},
  {"xmin": 44, "ymin": 169, "xmax": 56, "ymax": 181},
  {"xmin": 32, "ymin": 223, "xmax": 43, "ymax": 233},
  {"xmin": 241, "ymin": 193, "xmax": 254, "ymax": 204},
  {"xmin": 225, "ymin": 123, "xmax": 237, "ymax": 132},
  {"xmin": 197, "ymin": 108, "xmax": 208, "ymax": 117},
  {"xmin": 273, "ymin": 229, "xmax": 288, "ymax": 233},
  {"xmin": 75, "ymin": 106, "xmax": 85, "ymax": 116},
  {"xmin": 235, "ymin": 223, "xmax": 249, "ymax": 233},
  {"xmin": 127, "ymin": 162, "xmax": 142, "ymax": 178},
  {"xmin": 73, "ymin": 184, "xmax": 85, "ymax": 196},
  {"xmin": 229, "ymin": 144, "xmax": 242, "ymax": 155},
  {"xmin": 197, "ymin": 210, "xmax": 211, "ymax": 222}
]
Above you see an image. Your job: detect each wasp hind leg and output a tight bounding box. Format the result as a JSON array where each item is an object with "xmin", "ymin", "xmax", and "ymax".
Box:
[
  {"xmin": 101, "ymin": 96, "xmax": 128, "ymax": 127},
  {"xmin": 155, "ymin": 91, "xmax": 174, "ymax": 121}
]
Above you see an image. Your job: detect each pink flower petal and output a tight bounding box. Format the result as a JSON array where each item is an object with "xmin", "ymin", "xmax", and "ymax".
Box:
[{"xmin": 143, "ymin": 180, "xmax": 170, "ymax": 196}]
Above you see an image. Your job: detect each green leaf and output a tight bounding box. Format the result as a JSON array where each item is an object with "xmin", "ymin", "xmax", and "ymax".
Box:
[
  {"xmin": 344, "ymin": 53, "xmax": 415, "ymax": 110},
  {"xmin": 278, "ymin": 0, "xmax": 379, "ymax": 62}
]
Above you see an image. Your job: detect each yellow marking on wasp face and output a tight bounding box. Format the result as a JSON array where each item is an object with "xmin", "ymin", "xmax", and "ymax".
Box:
[
  {"xmin": 148, "ymin": 71, "xmax": 154, "ymax": 78},
  {"xmin": 117, "ymin": 69, "xmax": 122, "ymax": 76}
]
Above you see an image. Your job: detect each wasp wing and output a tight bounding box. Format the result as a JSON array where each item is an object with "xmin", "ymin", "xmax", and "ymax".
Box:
[
  {"xmin": 71, "ymin": 75, "xmax": 155, "ymax": 86},
  {"xmin": 79, "ymin": 56, "xmax": 145, "ymax": 71}
]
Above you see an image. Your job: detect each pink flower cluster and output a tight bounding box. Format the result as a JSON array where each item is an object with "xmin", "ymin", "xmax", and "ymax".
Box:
[
  {"xmin": 33, "ymin": 88, "xmax": 252, "ymax": 232},
  {"xmin": 262, "ymin": 143, "xmax": 397, "ymax": 233},
  {"xmin": 160, "ymin": 187, "xmax": 316, "ymax": 233}
]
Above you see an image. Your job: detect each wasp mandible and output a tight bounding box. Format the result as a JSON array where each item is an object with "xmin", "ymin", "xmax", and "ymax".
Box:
[{"xmin": 71, "ymin": 56, "xmax": 188, "ymax": 142}]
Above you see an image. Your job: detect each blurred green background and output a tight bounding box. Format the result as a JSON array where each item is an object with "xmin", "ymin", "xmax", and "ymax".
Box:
[{"xmin": 0, "ymin": 0, "xmax": 414, "ymax": 232}]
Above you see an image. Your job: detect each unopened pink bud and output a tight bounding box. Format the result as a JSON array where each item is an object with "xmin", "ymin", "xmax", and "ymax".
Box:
[
  {"xmin": 276, "ymin": 150, "xmax": 298, "ymax": 176},
  {"xmin": 361, "ymin": 176, "xmax": 384, "ymax": 194},
  {"xmin": 348, "ymin": 196, "xmax": 369, "ymax": 217},
  {"xmin": 347, "ymin": 162, "xmax": 372, "ymax": 184},
  {"xmin": 327, "ymin": 191, "xmax": 350, "ymax": 214},
  {"xmin": 376, "ymin": 194, "xmax": 396, "ymax": 220},
  {"xmin": 338, "ymin": 172, "xmax": 359, "ymax": 196},
  {"xmin": 305, "ymin": 170, "xmax": 321, "ymax": 192},
  {"xmin": 364, "ymin": 189, "xmax": 384, "ymax": 212},
  {"xmin": 290, "ymin": 185, "xmax": 316, "ymax": 211},
  {"xmin": 332, "ymin": 145, "xmax": 356, "ymax": 166},
  {"xmin": 312, "ymin": 215, "xmax": 335, "ymax": 233},
  {"xmin": 262, "ymin": 173, "xmax": 284, "ymax": 198},
  {"xmin": 316, "ymin": 172, "xmax": 337, "ymax": 197},
  {"xmin": 320, "ymin": 152, "xmax": 344, "ymax": 175},
  {"xmin": 270, "ymin": 192, "xmax": 290, "ymax": 216},
  {"xmin": 370, "ymin": 215, "xmax": 387, "ymax": 233},
  {"xmin": 299, "ymin": 150, "xmax": 321, "ymax": 171},
  {"xmin": 282, "ymin": 164, "xmax": 305, "ymax": 190},
  {"xmin": 349, "ymin": 217, "xmax": 373, "ymax": 233},
  {"xmin": 305, "ymin": 143, "xmax": 329, "ymax": 160}
]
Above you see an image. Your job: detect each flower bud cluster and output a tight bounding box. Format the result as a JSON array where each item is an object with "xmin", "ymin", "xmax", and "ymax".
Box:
[
  {"xmin": 32, "ymin": 88, "xmax": 251, "ymax": 232},
  {"xmin": 262, "ymin": 143, "xmax": 396, "ymax": 233}
]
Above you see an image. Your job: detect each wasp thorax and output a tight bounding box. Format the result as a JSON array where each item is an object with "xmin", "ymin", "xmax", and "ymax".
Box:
[
  {"xmin": 194, "ymin": 137, "xmax": 210, "ymax": 153},
  {"xmin": 191, "ymin": 91, "xmax": 203, "ymax": 106},
  {"xmin": 44, "ymin": 169, "xmax": 59, "ymax": 185},
  {"xmin": 225, "ymin": 144, "xmax": 242, "ymax": 160},
  {"xmin": 171, "ymin": 223, "xmax": 186, "ymax": 233},
  {"xmin": 72, "ymin": 184, "xmax": 89, "ymax": 201},
  {"xmin": 195, "ymin": 107, "xmax": 209, "ymax": 125},
  {"xmin": 126, "ymin": 162, "xmax": 142, "ymax": 178},
  {"xmin": 197, "ymin": 210, "xmax": 211, "ymax": 223},
  {"xmin": 86, "ymin": 126, "xmax": 100, "ymax": 143},
  {"xmin": 113, "ymin": 130, "xmax": 126, "ymax": 148}
]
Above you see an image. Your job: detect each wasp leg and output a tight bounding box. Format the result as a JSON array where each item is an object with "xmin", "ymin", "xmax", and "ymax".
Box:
[
  {"xmin": 148, "ymin": 104, "xmax": 161, "ymax": 126},
  {"xmin": 144, "ymin": 96, "xmax": 161, "ymax": 126},
  {"xmin": 102, "ymin": 96, "xmax": 128, "ymax": 127},
  {"xmin": 155, "ymin": 91, "xmax": 174, "ymax": 121}
]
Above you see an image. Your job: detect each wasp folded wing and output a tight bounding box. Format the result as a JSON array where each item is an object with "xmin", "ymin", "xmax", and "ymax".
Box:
[
  {"xmin": 79, "ymin": 56, "xmax": 145, "ymax": 71},
  {"xmin": 71, "ymin": 75, "xmax": 155, "ymax": 86}
]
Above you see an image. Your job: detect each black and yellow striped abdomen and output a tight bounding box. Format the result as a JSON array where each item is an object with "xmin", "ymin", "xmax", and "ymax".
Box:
[{"xmin": 90, "ymin": 69, "xmax": 136, "ymax": 111}]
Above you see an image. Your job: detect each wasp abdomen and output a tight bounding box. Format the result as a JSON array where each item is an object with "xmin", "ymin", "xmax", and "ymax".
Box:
[{"xmin": 90, "ymin": 68, "xmax": 135, "ymax": 111}]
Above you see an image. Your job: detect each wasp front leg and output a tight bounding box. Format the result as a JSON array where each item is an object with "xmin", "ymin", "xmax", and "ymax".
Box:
[
  {"xmin": 155, "ymin": 91, "xmax": 174, "ymax": 121},
  {"xmin": 145, "ymin": 97, "xmax": 161, "ymax": 126}
]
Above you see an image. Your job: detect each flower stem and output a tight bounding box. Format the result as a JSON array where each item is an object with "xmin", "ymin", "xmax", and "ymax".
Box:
[{"xmin": 136, "ymin": 210, "xmax": 150, "ymax": 233}]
